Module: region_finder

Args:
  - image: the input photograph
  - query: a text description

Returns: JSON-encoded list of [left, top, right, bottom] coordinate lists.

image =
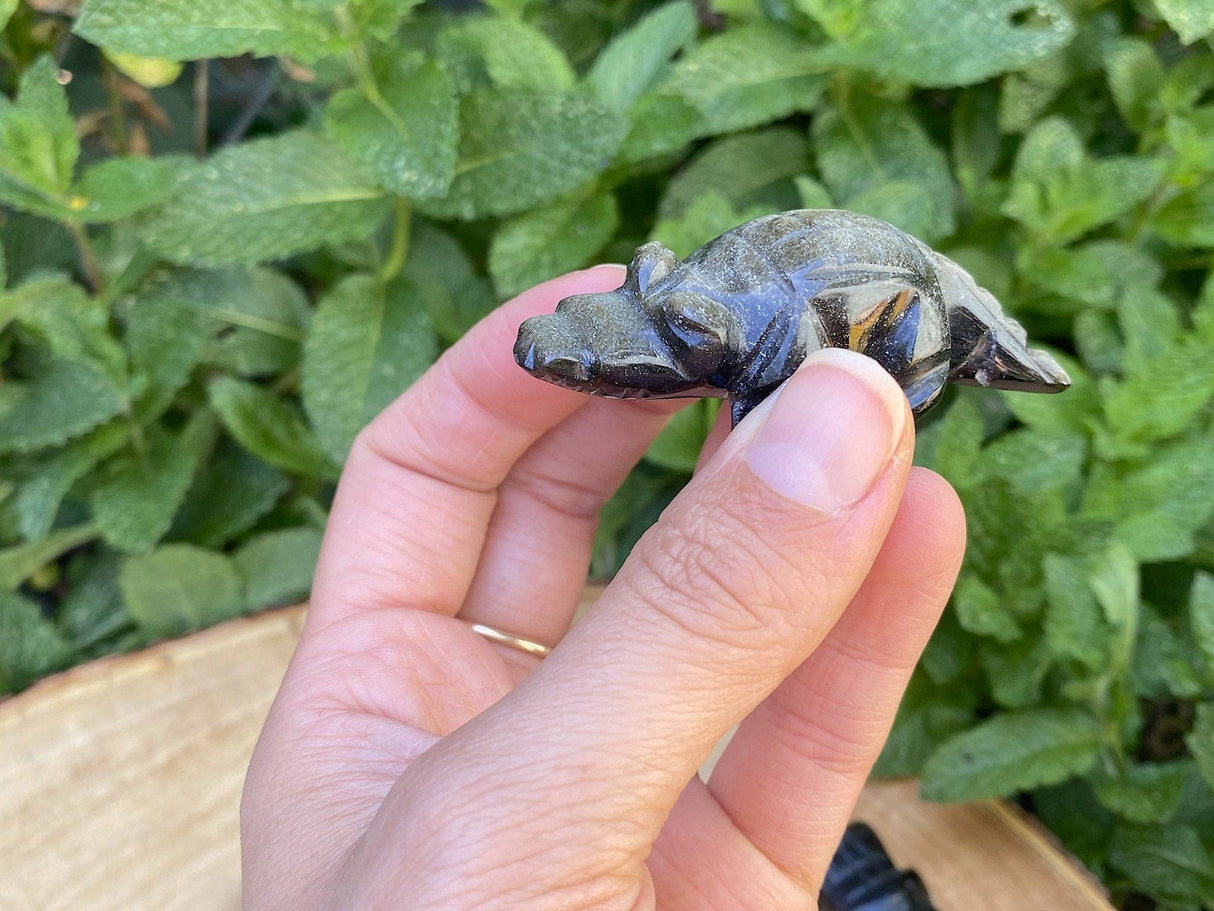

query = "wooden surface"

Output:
[[1, 594, 1113, 911]]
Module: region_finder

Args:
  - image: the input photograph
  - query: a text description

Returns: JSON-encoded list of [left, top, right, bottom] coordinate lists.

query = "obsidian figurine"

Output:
[[514, 209, 1070, 427], [820, 823, 938, 911]]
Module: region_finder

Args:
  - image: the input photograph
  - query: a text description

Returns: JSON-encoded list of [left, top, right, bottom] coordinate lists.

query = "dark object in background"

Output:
[[515, 209, 1069, 427], [820, 823, 939, 911]]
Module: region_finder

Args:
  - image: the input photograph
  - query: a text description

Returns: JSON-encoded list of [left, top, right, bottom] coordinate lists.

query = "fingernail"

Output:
[[743, 349, 907, 512]]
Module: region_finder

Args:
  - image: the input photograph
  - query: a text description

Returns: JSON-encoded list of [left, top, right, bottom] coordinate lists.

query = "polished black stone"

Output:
[[515, 209, 1070, 427]]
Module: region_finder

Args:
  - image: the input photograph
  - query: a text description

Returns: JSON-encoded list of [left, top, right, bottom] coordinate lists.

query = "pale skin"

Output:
[[241, 266, 967, 910]]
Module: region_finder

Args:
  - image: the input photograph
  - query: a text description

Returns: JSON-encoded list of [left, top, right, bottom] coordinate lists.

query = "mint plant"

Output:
[[1, 1, 1212, 906]]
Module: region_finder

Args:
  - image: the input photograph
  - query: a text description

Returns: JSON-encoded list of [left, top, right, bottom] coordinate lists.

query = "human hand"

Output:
[[241, 266, 966, 910]]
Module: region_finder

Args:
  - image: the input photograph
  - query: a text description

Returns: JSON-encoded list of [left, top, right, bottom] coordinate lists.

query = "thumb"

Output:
[[348, 348, 914, 903]]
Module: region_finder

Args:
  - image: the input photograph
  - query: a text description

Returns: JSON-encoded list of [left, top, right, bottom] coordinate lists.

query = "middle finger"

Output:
[[456, 393, 686, 653]]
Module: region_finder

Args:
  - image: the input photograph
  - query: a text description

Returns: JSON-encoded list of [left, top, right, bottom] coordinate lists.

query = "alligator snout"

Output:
[[514, 317, 595, 385]]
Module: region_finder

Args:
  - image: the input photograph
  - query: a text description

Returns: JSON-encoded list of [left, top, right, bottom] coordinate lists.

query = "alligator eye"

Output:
[[667, 308, 721, 344]]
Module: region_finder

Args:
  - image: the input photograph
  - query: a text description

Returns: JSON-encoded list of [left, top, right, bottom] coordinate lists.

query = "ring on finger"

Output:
[[462, 620, 553, 658]]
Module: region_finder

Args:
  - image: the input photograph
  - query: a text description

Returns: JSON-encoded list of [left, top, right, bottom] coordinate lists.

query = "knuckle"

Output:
[[623, 489, 817, 650]]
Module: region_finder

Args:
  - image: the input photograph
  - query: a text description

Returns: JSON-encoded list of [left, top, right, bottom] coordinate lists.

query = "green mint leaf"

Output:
[[325, 60, 458, 199], [791, 0, 864, 38], [436, 15, 575, 92], [0, 590, 73, 693], [0, 57, 79, 219], [154, 268, 310, 378], [1004, 117, 1164, 243], [843, 181, 946, 247], [661, 22, 826, 136], [1105, 38, 1166, 133], [122, 289, 210, 398], [0, 353, 126, 455], [652, 192, 773, 260], [1043, 553, 1115, 670], [981, 637, 1051, 709], [119, 544, 243, 639], [1083, 432, 1214, 562], [489, 192, 619, 298], [1151, 182, 1214, 248], [301, 274, 437, 463], [0, 0, 15, 31], [74, 0, 338, 61], [1191, 573, 1214, 673], [234, 527, 323, 609], [1074, 310, 1123, 375], [1093, 762, 1189, 825], [659, 127, 808, 221], [997, 52, 1068, 135], [587, 0, 696, 111], [1109, 824, 1214, 906], [1166, 106, 1214, 184], [0, 524, 98, 591], [351, 0, 425, 42], [794, 175, 832, 209], [404, 221, 495, 347], [90, 419, 215, 553], [920, 707, 1102, 801], [953, 575, 1021, 642], [0, 211, 76, 287], [418, 88, 626, 220], [616, 91, 704, 163], [67, 157, 175, 223], [1152, 0, 1214, 44], [1104, 337, 1214, 445], [57, 549, 128, 650], [12, 422, 127, 540], [1132, 604, 1205, 700], [7, 276, 128, 386], [812, 96, 955, 242], [818, 0, 1075, 88], [209, 376, 338, 480], [1186, 703, 1214, 794], [140, 131, 391, 267], [1020, 240, 1162, 312], [168, 442, 290, 548], [978, 428, 1086, 495], [1088, 542, 1139, 633]]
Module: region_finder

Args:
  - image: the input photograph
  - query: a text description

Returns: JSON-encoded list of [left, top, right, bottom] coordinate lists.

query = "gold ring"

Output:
[[464, 621, 553, 658]]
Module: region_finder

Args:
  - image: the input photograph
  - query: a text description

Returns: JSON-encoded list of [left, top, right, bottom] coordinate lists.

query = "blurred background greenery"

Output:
[[1, 0, 1213, 906]]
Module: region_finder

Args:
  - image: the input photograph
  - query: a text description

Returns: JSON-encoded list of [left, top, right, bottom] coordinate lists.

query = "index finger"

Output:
[[308, 266, 625, 629]]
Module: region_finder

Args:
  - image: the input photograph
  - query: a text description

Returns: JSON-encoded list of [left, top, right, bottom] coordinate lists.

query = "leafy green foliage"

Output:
[[812, 0, 1076, 88], [141, 132, 391, 266], [488, 192, 619, 298], [74, 0, 338, 61], [0, 2, 1209, 904], [920, 708, 1104, 801], [119, 544, 244, 638], [418, 87, 627, 220], [301, 274, 436, 462], [325, 59, 459, 199]]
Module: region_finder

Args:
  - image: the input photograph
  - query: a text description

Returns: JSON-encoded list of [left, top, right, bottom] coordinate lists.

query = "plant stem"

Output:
[[102, 60, 128, 155], [379, 197, 412, 285], [68, 221, 105, 297], [193, 60, 209, 159], [335, 6, 381, 102]]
